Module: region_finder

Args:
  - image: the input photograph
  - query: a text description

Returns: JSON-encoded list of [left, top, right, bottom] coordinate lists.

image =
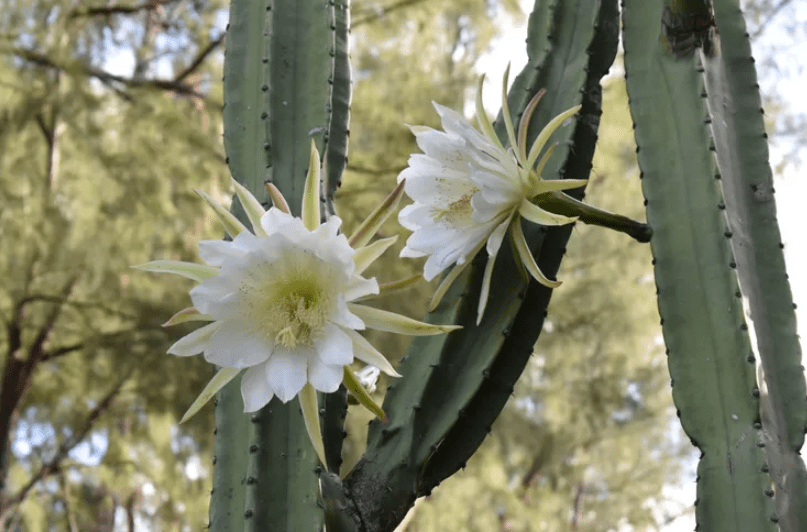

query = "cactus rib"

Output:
[[623, 0, 776, 529]]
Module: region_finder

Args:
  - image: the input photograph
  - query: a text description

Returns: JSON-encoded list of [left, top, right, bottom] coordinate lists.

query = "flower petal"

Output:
[[265, 183, 291, 214], [241, 364, 275, 412], [307, 358, 343, 393], [525, 105, 582, 170], [195, 189, 248, 238], [265, 347, 308, 402], [519, 198, 578, 226], [204, 321, 273, 368], [349, 179, 406, 248], [342, 367, 386, 422], [232, 179, 267, 236], [181, 367, 242, 423], [331, 297, 366, 330], [134, 260, 218, 282], [163, 307, 214, 327], [344, 328, 400, 377], [512, 219, 562, 288], [299, 384, 328, 466], [353, 236, 398, 275], [302, 140, 321, 232], [348, 303, 461, 336], [344, 276, 380, 302], [314, 324, 354, 366], [167, 322, 221, 357]]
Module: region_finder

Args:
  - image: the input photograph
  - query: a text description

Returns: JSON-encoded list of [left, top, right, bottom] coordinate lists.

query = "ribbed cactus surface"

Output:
[[208, 0, 807, 530]]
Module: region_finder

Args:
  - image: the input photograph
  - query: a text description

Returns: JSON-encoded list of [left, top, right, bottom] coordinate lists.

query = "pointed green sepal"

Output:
[[163, 307, 215, 327], [343, 367, 386, 423], [232, 179, 267, 236], [475, 75, 505, 153], [525, 105, 582, 170], [299, 383, 328, 467], [180, 367, 241, 423], [265, 183, 291, 214], [519, 198, 578, 226], [344, 328, 400, 377], [511, 220, 561, 288], [302, 140, 322, 231], [134, 260, 218, 282], [517, 88, 547, 162], [348, 303, 462, 336], [194, 189, 248, 238], [354, 236, 398, 275], [349, 179, 406, 248]]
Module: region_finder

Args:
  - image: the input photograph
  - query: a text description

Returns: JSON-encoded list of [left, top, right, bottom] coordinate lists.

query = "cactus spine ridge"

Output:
[[622, 0, 776, 529], [699, 0, 807, 527]]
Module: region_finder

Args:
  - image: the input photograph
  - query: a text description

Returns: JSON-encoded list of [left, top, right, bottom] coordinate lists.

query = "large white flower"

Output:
[[398, 67, 589, 323], [136, 142, 458, 466]]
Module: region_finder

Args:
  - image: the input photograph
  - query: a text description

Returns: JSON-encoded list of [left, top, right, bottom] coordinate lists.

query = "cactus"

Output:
[[204, 0, 806, 530], [623, 0, 806, 529]]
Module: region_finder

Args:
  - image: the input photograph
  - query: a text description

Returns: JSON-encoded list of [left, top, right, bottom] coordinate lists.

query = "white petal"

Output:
[[314, 324, 354, 366], [345, 328, 399, 377], [331, 297, 366, 330], [487, 213, 513, 257], [241, 364, 275, 412], [307, 359, 343, 393], [197, 231, 260, 266], [315, 215, 343, 239], [265, 348, 308, 402], [433, 103, 496, 153], [398, 203, 435, 231], [204, 321, 273, 368], [344, 276, 379, 301], [168, 322, 221, 357], [260, 207, 297, 236]]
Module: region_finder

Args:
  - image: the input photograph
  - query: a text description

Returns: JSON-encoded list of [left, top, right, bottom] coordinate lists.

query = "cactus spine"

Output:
[[208, 0, 806, 530]]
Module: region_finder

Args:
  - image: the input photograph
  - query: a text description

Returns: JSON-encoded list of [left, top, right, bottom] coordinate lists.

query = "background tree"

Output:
[[0, 0, 802, 530]]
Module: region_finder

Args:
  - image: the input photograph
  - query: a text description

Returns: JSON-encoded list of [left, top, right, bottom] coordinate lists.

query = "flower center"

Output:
[[433, 193, 475, 225], [264, 272, 331, 349]]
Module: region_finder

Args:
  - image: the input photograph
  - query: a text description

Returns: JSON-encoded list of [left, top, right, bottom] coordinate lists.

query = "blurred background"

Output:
[[0, 0, 803, 530]]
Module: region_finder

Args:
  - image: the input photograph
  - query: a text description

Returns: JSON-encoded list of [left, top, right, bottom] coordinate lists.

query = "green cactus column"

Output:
[[340, 1, 626, 530], [698, 1, 807, 529], [622, 0, 777, 529], [211, 0, 342, 530]]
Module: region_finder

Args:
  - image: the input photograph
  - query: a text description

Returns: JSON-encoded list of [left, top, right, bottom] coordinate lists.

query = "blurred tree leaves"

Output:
[[3, 0, 796, 530], [0, 0, 228, 529]]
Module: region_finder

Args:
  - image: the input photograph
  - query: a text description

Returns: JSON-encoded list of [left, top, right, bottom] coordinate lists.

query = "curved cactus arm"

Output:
[[341, 1, 608, 530], [419, 0, 621, 491], [698, 2, 807, 527], [623, 0, 776, 529]]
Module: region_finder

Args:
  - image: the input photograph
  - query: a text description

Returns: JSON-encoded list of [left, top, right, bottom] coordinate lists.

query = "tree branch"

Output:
[[67, 0, 175, 19], [3, 372, 132, 510], [174, 33, 225, 83], [352, 0, 428, 28], [3, 47, 206, 99]]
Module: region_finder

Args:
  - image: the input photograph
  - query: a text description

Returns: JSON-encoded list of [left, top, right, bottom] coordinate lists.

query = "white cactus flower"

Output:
[[398, 66, 587, 324], [136, 142, 459, 467]]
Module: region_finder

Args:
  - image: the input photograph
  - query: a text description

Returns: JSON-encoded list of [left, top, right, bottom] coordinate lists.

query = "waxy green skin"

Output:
[[210, 0, 806, 530]]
